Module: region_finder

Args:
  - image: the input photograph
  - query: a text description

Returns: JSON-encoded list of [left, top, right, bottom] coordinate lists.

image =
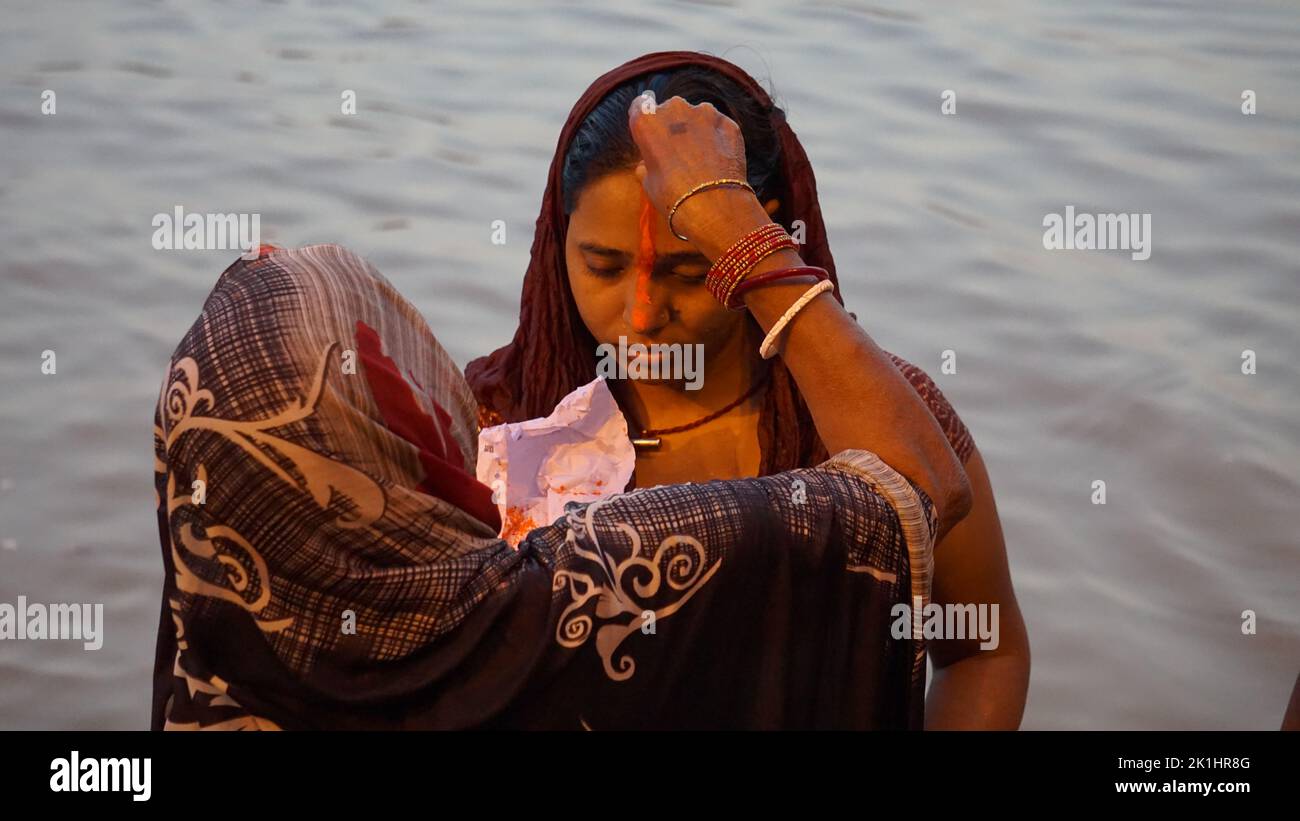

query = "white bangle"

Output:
[[758, 279, 834, 360]]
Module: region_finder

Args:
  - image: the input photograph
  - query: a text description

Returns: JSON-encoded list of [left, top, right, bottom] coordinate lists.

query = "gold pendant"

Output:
[[632, 435, 661, 451]]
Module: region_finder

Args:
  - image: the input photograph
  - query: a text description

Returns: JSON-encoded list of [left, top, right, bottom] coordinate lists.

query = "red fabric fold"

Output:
[[356, 320, 501, 532]]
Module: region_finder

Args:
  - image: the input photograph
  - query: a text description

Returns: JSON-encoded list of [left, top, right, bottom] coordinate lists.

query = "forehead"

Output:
[[568, 170, 693, 252]]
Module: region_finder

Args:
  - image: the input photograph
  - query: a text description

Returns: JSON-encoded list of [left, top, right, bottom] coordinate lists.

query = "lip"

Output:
[[619, 337, 686, 350], [628, 346, 673, 365]]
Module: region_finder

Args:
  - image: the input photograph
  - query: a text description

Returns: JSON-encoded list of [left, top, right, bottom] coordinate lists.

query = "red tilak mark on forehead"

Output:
[[631, 193, 657, 328]]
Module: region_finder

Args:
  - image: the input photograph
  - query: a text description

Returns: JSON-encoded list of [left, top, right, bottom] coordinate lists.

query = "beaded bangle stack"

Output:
[[666, 178, 840, 361], [699, 223, 835, 360], [705, 223, 798, 307]]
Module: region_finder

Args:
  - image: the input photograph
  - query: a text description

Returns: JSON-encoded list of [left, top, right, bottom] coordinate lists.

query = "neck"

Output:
[[613, 321, 766, 434]]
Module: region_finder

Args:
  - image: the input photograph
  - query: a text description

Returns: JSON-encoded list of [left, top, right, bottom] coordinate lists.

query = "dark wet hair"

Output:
[[561, 67, 785, 218]]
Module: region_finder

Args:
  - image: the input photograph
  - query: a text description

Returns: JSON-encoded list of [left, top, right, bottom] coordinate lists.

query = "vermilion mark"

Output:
[[630, 193, 657, 329]]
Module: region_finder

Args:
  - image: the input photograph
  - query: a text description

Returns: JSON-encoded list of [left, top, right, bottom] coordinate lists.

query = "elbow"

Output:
[[935, 460, 973, 541]]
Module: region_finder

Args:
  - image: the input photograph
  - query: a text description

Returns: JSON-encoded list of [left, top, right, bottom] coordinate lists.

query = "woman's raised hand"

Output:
[[626, 91, 769, 257], [626, 92, 972, 535]]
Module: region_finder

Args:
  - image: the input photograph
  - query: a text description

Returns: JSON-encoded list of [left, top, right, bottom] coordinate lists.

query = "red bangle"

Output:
[[727, 266, 829, 310], [706, 223, 794, 305]]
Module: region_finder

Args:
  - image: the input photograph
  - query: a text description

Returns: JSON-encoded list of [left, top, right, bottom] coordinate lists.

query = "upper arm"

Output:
[[927, 444, 1029, 667]]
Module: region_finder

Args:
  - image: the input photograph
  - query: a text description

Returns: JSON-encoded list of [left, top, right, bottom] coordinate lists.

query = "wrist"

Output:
[[674, 188, 773, 260], [739, 249, 822, 320]]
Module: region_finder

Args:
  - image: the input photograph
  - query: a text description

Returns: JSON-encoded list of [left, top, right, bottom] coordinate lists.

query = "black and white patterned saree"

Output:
[[151, 244, 937, 730]]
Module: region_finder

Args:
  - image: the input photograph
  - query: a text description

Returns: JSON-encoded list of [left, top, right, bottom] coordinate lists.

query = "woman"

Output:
[[468, 51, 1030, 728], [153, 244, 969, 729]]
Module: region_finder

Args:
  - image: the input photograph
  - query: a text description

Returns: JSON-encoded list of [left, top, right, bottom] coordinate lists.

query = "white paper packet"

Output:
[[476, 377, 636, 547]]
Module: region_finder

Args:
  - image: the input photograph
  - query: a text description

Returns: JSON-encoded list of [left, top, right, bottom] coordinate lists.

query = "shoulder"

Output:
[[883, 351, 975, 465]]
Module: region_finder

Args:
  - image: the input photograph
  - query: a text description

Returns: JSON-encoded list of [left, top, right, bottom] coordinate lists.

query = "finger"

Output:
[[697, 101, 729, 127], [655, 95, 691, 115], [628, 89, 657, 121]]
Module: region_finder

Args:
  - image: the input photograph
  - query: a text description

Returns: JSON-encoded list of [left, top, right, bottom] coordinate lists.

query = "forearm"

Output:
[[746, 273, 970, 535], [689, 192, 972, 535]]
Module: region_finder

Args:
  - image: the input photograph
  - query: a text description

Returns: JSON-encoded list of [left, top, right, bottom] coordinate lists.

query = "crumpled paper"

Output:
[[476, 377, 636, 547]]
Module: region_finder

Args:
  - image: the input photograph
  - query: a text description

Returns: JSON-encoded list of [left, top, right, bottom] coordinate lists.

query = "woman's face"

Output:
[[564, 168, 778, 384]]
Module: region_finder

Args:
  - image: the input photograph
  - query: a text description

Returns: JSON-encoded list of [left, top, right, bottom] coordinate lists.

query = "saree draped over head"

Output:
[[152, 244, 941, 729], [465, 50, 975, 472]]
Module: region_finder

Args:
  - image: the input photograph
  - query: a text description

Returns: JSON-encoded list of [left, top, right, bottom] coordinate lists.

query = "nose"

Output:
[[625, 192, 669, 334], [624, 268, 670, 334]]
